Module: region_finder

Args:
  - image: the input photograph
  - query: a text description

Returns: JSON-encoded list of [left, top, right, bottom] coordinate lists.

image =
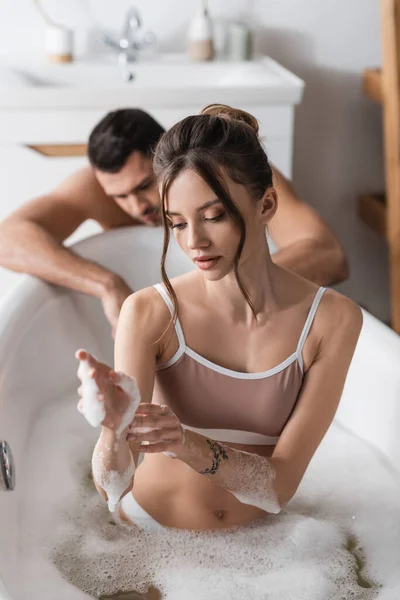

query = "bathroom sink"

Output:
[[0, 54, 304, 109], [10, 59, 291, 89]]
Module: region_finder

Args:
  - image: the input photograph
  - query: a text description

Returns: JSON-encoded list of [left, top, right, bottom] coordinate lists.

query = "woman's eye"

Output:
[[171, 222, 186, 230], [205, 213, 225, 223]]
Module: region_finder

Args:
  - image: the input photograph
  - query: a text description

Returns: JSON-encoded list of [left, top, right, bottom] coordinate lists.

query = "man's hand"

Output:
[[101, 276, 133, 337]]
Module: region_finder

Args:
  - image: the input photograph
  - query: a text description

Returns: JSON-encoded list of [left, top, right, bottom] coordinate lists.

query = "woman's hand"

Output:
[[127, 403, 185, 454], [75, 349, 140, 434]]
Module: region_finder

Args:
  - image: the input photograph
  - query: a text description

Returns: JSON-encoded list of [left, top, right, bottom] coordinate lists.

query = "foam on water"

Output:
[[15, 395, 400, 600]]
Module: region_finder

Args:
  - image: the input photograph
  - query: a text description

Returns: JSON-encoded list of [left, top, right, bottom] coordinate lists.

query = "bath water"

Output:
[[15, 395, 400, 599]]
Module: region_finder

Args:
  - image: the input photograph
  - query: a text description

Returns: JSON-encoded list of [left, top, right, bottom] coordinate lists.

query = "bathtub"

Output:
[[0, 226, 399, 599]]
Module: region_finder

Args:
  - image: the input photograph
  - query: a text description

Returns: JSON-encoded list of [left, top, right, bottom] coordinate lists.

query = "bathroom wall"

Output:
[[0, 0, 387, 321]]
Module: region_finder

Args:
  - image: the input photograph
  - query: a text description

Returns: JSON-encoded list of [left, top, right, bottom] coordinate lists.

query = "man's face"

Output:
[[94, 151, 161, 226]]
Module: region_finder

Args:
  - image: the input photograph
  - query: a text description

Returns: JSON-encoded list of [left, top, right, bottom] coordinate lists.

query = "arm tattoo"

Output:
[[182, 429, 281, 514], [199, 440, 229, 475]]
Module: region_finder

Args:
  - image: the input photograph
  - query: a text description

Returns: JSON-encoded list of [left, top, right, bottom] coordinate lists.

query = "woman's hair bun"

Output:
[[201, 104, 259, 136]]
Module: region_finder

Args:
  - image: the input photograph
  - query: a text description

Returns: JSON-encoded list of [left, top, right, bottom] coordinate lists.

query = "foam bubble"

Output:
[[76, 358, 141, 438], [91, 446, 135, 513], [15, 395, 400, 600], [77, 359, 105, 428]]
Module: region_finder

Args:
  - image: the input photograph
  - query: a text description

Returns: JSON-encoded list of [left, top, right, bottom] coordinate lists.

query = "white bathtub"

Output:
[[0, 227, 399, 599]]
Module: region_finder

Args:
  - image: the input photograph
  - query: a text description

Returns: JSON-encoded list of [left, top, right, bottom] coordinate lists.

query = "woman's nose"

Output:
[[187, 224, 210, 250]]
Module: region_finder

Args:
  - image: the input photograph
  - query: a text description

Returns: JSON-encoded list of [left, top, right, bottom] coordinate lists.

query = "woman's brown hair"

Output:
[[153, 104, 273, 330]]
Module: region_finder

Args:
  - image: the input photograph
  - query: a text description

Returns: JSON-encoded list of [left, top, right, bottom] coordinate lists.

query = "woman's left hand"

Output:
[[127, 403, 185, 454]]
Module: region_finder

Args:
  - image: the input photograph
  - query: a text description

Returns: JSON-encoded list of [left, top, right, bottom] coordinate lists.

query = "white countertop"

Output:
[[0, 54, 304, 109]]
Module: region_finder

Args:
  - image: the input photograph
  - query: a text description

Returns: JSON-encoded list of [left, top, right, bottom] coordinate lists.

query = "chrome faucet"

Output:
[[0, 441, 15, 491], [102, 7, 156, 64]]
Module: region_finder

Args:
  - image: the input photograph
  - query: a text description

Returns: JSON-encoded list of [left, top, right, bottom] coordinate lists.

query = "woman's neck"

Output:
[[203, 243, 279, 325]]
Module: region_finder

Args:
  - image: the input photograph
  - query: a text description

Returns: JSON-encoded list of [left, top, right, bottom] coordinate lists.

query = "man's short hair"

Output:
[[87, 108, 165, 173]]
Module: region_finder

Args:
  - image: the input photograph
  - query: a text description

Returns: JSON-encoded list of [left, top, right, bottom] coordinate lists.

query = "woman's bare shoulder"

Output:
[[315, 288, 363, 344], [300, 289, 362, 373], [118, 286, 172, 339]]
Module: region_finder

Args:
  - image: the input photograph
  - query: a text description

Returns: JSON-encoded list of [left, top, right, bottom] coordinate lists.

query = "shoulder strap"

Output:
[[153, 283, 186, 348], [296, 287, 326, 372]]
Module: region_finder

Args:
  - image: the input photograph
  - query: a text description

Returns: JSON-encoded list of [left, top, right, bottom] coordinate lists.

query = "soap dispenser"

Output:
[[188, 0, 214, 62]]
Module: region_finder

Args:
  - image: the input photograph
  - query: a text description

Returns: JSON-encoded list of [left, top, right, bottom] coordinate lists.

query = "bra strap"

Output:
[[153, 283, 186, 349], [296, 287, 326, 372]]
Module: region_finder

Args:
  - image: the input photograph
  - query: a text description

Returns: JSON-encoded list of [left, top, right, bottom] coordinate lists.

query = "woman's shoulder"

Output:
[[300, 287, 362, 373], [119, 272, 198, 328], [320, 288, 362, 324], [316, 288, 363, 344], [118, 285, 172, 338], [282, 269, 362, 338]]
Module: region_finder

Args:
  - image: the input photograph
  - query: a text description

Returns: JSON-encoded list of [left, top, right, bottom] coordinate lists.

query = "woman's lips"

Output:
[[194, 256, 221, 270]]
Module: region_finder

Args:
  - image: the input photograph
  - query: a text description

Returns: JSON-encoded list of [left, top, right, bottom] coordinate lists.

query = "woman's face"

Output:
[[164, 168, 275, 281]]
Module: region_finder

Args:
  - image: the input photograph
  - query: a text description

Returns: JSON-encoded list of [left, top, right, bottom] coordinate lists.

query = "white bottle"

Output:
[[45, 24, 74, 63], [188, 0, 214, 62]]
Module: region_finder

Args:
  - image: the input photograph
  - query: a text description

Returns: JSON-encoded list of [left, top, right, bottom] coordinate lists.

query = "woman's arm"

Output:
[[132, 293, 363, 513], [77, 288, 167, 509], [131, 412, 279, 512], [115, 287, 172, 467], [268, 295, 363, 506]]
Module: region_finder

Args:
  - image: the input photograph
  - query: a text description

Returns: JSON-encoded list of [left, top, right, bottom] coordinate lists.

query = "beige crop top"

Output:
[[152, 283, 326, 446]]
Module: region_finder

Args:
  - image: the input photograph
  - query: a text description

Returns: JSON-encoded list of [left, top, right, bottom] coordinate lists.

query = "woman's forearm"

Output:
[[176, 430, 281, 514], [92, 427, 135, 512]]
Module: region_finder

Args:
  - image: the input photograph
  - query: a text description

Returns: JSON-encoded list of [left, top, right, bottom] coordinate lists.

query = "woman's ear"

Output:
[[259, 188, 278, 225]]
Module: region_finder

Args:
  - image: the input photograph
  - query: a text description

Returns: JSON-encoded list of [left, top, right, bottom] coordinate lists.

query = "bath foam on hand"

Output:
[[77, 359, 105, 428], [77, 358, 141, 437], [77, 355, 142, 513]]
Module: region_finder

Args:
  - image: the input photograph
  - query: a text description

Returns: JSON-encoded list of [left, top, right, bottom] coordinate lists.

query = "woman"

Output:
[[76, 104, 362, 531]]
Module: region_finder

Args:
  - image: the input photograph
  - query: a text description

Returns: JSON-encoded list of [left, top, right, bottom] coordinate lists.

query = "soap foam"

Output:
[[91, 446, 135, 513], [77, 359, 105, 428], [77, 358, 141, 514], [16, 395, 400, 600], [76, 358, 141, 438]]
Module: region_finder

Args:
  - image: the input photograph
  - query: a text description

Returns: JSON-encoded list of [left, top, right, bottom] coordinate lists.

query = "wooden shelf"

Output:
[[27, 144, 87, 157], [359, 2, 400, 333], [358, 192, 387, 238], [362, 68, 383, 103]]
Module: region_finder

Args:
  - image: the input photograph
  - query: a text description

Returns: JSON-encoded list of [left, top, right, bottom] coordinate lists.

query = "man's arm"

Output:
[[269, 167, 349, 286], [0, 166, 134, 333]]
